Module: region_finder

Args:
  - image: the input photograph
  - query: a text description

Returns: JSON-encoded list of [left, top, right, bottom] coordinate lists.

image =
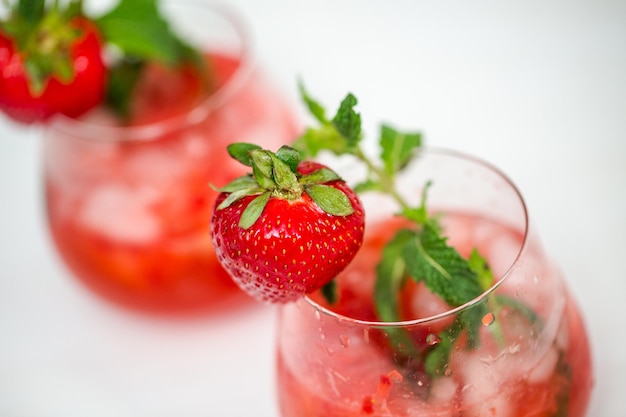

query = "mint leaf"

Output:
[[95, 0, 186, 65], [468, 248, 495, 291], [95, 0, 208, 118], [298, 81, 329, 125], [294, 125, 347, 158], [380, 124, 422, 176], [321, 279, 338, 305], [405, 222, 484, 307], [374, 229, 413, 323], [16, 0, 45, 23], [332, 93, 361, 149], [103, 59, 143, 118]]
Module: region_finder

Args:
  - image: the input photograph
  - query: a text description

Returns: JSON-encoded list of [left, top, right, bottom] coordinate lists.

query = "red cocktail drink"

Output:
[[276, 149, 593, 416], [43, 2, 298, 314]]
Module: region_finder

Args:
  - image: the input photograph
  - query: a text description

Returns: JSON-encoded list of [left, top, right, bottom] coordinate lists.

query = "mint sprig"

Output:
[[95, 0, 208, 119], [294, 84, 497, 380]]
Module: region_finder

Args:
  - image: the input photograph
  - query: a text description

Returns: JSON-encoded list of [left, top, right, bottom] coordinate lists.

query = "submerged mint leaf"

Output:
[[104, 59, 144, 119], [374, 229, 413, 323], [321, 279, 338, 305], [468, 248, 495, 291]]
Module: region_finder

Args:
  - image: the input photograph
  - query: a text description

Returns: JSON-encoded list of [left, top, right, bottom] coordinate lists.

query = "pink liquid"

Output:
[[276, 214, 593, 416], [44, 53, 299, 314]]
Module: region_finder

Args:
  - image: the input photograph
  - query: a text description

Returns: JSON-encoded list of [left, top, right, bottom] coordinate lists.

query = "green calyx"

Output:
[[1, 0, 85, 96], [1, 0, 209, 118], [215, 143, 355, 230]]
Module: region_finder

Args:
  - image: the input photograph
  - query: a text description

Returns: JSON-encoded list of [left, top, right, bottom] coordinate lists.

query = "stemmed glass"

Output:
[[42, 0, 299, 315], [276, 149, 593, 416]]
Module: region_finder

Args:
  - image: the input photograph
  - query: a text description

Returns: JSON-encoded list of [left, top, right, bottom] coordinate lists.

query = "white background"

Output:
[[1, 0, 625, 416]]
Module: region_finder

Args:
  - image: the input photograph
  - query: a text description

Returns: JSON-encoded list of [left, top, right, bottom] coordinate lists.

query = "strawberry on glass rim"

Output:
[[211, 143, 365, 303], [210, 84, 593, 416], [0, 0, 106, 123]]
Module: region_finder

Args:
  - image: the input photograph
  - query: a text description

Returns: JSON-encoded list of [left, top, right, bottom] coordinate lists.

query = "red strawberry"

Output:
[[0, 10, 106, 124], [211, 143, 365, 303]]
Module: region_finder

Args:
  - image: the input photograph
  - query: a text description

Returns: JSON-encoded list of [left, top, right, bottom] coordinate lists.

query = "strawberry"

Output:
[[210, 143, 365, 303], [0, 2, 106, 123]]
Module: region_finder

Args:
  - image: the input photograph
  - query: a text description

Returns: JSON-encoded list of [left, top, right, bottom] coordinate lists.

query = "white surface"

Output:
[[1, 1, 625, 416]]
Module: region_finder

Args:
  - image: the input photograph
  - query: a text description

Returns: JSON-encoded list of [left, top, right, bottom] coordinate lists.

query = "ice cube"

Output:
[[429, 376, 459, 404], [455, 351, 514, 417], [79, 184, 161, 244], [527, 346, 559, 384]]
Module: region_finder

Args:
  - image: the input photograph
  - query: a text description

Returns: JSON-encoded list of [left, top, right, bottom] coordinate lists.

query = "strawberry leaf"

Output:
[[227, 143, 263, 167], [250, 150, 277, 190], [275, 145, 301, 173], [270, 153, 302, 197], [216, 182, 264, 210], [239, 191, 271, 229], [305, 184, 355, 216], [215, 175, 258, 193], [299, 168, 341, 186]]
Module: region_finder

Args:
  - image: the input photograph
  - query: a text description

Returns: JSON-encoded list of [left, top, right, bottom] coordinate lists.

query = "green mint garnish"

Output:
[[95, 0, 191, 67], [293, 83, 510, 381], [95, 0, 208, 119]]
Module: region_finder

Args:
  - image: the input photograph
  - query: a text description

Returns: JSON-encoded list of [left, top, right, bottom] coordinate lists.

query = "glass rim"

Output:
[[46, 0, 256, 142], [302, 147, 530, 328]]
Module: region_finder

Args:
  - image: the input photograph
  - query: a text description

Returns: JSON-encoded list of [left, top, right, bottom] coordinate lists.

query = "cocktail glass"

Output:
[[42, 0, 299, 315], [276, 149, 593, 416]]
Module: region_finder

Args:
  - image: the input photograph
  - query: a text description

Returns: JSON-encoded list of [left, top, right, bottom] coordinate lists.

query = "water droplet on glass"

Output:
[[426, 333, 442, 346], [339, 334, 350, 348], [314, 309, 321, 321], [482, 312, 496, 326]]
